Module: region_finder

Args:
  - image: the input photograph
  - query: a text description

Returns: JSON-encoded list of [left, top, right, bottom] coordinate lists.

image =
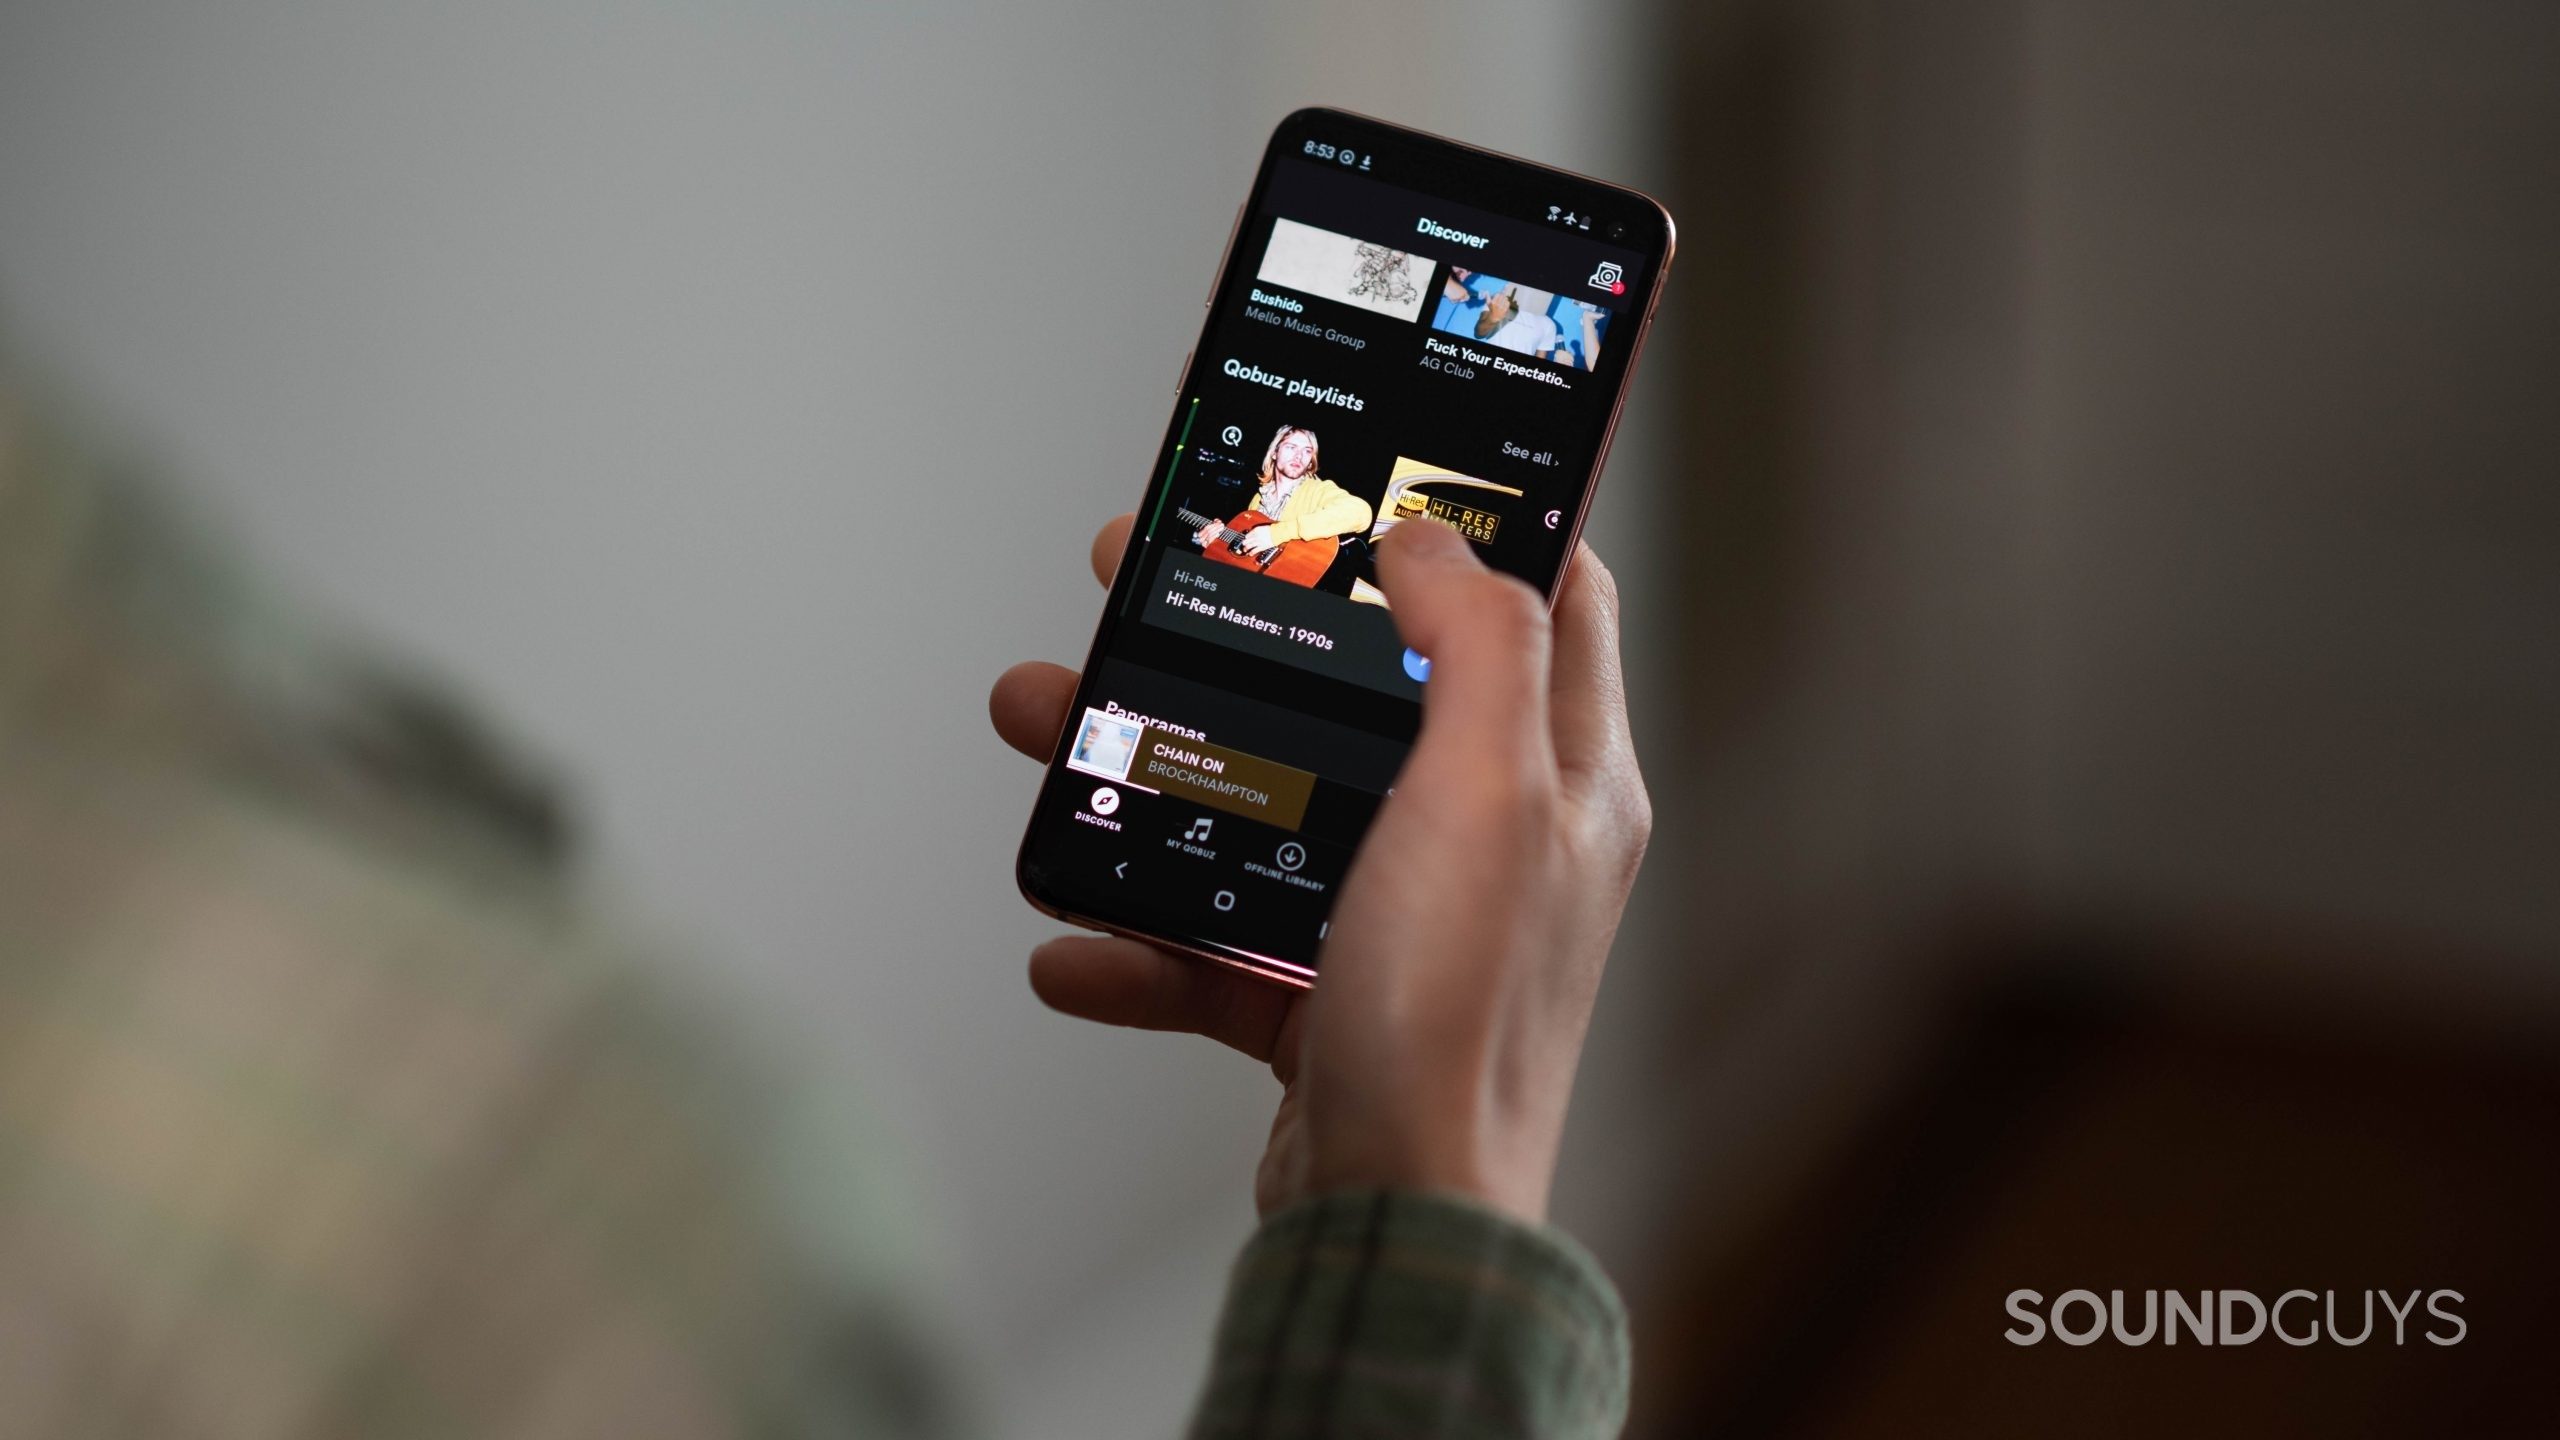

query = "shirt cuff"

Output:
[[1187, 1190, 1631, 1440]]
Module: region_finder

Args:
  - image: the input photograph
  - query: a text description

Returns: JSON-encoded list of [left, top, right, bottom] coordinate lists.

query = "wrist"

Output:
[[1301, 1115, 1557, 1226]]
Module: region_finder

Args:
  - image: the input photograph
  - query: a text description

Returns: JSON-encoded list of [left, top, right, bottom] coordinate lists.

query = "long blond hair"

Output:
[[1257, 425, 1321, 488]]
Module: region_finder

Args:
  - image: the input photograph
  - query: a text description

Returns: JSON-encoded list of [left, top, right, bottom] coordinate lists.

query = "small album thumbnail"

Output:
[[1349, 457, 1527, 608], [1432, 268, 1612, 372], [1064, 707, 1143, 781], [1256, 218, 1431, 322]]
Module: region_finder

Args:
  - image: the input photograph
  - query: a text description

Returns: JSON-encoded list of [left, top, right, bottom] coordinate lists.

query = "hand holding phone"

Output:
[[990, 515, 1650, 1224]]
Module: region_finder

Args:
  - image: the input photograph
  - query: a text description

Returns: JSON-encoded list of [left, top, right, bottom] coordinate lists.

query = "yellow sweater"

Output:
[[1257, 474, 1375, 543]]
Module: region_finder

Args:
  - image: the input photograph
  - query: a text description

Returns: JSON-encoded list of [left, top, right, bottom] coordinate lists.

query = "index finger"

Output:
[[1548, 543, 1637, 791]]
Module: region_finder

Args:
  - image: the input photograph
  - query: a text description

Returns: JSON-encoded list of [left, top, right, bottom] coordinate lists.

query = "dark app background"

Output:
[[1021, 120, 1668, 980]]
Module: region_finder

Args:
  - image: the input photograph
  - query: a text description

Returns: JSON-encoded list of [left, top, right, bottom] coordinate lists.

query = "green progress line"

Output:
[[1121, 397, 1198, 617], [1144, 397, 1199, 542], [1127, 398, 1200, 619]]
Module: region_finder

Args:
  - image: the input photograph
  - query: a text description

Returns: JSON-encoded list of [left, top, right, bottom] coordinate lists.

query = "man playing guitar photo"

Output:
[[1185, 424, 1374, 588]]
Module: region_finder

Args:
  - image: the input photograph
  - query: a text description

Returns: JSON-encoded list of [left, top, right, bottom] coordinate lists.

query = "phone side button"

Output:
[[1174, 349, 1191, 401], [1207, 201, 1242, 309]]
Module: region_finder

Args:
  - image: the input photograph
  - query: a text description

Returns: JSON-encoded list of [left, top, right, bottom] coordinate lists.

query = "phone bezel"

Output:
[[1014, 106, 1676, 989]]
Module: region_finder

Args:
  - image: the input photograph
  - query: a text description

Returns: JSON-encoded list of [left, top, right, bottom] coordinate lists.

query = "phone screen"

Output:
[[1017, 109, 1675, 985]]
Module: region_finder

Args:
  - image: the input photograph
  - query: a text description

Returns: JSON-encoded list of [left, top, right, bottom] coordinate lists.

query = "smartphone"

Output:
[[1016, 108, 1675, 988]]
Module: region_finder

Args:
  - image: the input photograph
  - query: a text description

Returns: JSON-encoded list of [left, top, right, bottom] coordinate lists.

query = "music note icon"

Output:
[[1184, 817, 1215, 843]]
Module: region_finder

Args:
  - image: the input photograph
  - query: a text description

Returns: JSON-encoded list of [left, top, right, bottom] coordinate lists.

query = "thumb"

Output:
[[1375, 520, 1553, 768]]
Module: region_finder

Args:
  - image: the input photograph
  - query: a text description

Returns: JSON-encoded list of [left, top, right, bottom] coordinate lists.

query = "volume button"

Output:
[[1207, 202, 1242, 309], [1174, 349, 1191, 401]]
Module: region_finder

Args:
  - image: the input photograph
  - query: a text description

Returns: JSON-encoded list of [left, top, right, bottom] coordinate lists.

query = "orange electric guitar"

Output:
[[1171, 503, 1340, 586]]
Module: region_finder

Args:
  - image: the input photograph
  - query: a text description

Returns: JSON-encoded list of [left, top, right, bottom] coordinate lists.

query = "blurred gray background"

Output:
[[0, 3, 1664, 1434], [6, 2, 2555, 1436]]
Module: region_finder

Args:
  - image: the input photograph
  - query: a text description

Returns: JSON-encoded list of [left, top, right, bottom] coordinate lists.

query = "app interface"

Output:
[[1023, 141, 1661, 980]]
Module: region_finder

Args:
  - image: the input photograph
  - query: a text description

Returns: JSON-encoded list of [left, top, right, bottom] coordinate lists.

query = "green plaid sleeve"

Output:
[[1188, 1190, 1631, 1440]]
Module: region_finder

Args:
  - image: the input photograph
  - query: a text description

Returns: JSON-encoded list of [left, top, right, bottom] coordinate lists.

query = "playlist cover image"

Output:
[[1431, 268, 1612, 372], [1256, 218, 1431, 322], [1165, 422, 1380, 593], [1348, 457, 1526, 608]]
